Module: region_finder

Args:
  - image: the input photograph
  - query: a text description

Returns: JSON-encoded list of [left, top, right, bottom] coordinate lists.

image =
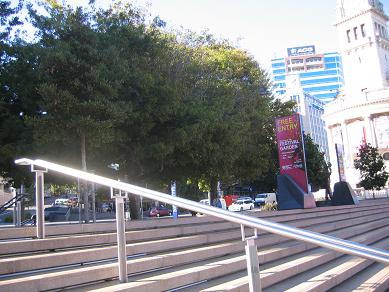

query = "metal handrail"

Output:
[[0, 192, 28, 215], [15, 158, 389, 264]]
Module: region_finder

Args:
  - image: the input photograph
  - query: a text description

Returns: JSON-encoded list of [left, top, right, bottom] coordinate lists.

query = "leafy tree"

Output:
[[354, 143, 388, 193], [303, 134, 331, 192], [176, 43, 275, 204], [0, 0, 23, 50], [0, 1, 299, 219], [235, 94, 296, 194], [27, 3, 126, 171], [0, 0, 37, 186]]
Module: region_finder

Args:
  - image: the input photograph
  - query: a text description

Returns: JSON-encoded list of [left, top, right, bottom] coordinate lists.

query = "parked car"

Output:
[[66, 196, 78, 207], [101, 203, 112, 212], [54, 198, 69, 205], [199, 199, 210, 205], [254, 194, 267, 206], [238, 196, 255, 204], [255, 193, 276, 206], [147, 206, 172, 217], [44, 206, 70, 221], [228, 199, 254, 212]]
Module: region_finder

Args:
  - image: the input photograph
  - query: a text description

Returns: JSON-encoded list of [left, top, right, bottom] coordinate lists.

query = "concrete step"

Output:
[[0, 200, 387, 291], [2, 216, 380, 292], [333, 262, 389, 292], [44, 213, 389, 291], [1, 200, 387, 256], [1, 199, 387, 241], [82, 223, 389, 291], [1, 204, 387, 275], [282, 238, 389, 292], [196, 226, 389, 292], [185, 217, 389, 291]]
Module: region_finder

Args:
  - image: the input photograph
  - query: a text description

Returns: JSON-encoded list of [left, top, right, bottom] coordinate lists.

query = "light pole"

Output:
[[108, 163, 120, 173]]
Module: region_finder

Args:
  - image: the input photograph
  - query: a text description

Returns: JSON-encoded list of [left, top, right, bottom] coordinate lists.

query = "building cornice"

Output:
[[323, 90, 389, 118], [334, 8, 389, 26]]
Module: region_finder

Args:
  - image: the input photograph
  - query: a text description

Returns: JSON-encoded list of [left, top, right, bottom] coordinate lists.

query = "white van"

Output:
[[265, 193, 276, 204], [199, 199, 210, 205], [54, 198, 69, 205], [255, 193, 276, 206]]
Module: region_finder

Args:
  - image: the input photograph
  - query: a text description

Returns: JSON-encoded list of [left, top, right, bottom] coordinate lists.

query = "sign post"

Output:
[[275, 113, 309, 193], [171, 181, 178, 219], [335, 144, 346, 182]]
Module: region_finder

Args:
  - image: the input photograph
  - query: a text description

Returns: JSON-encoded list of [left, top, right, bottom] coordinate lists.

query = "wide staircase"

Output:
[[0, 199, 388, 291]]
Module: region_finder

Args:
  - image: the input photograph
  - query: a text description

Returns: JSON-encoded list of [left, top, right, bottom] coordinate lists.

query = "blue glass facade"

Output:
[[271, 51, 344, 103]]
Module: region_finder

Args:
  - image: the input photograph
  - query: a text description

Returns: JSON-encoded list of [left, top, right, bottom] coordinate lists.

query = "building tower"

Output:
[[323, 0, 389, 188], [279, 74, 330, 160], [271, 46, 344, 104], [335, 0, 389, 98]]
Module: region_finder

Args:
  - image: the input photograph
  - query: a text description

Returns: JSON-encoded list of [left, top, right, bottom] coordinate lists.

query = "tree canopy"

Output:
[[303, 134, 331, 192], [0, 1, 295, 207], [354, 143, 388, 191]]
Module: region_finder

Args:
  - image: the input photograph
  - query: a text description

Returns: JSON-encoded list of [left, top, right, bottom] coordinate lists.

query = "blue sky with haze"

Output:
[[19, 0, 389, 68], [136, 0, 342, 67]]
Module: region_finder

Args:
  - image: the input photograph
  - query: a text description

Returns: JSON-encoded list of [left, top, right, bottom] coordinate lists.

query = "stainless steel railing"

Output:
[[15, 158, 389, 291], [15, 158, 389, 264]]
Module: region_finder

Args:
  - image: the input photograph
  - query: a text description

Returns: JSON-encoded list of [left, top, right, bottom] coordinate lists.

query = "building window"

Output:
[[347, 30, 351, 43], [306, 57, 322, 63], [306, 65, 323, 70], [291, 59, 303, 64], [361, 24, 366, 37], [353, 27, 358, 40]]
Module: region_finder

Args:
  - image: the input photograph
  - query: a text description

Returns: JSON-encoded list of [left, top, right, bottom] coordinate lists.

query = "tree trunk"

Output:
[[80, 131, 89, 222], [123, 175, 141, 220], [80, 131, 87, 171], [209, 177, 218, 206], [128, 194, 141, 220]]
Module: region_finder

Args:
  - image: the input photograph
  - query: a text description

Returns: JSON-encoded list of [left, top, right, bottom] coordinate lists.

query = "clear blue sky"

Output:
[[31, 0, 389, 68], [135, 0, 341, 67]]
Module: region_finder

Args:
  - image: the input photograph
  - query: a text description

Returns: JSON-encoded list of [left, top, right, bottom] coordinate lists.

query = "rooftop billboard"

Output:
[[287, 45, 315, 57]]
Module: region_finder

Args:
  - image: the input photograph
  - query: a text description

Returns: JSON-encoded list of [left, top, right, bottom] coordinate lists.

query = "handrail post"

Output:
[[241, 225, 261, 292], [16, 201, 22, 227], [112, 188, 128, 283], [32, 167, 47, 239], [11, 188, 21, 227], [91, 180, 96, 223]]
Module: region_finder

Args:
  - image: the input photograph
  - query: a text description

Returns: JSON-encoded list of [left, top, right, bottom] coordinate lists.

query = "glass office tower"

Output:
[[271, 45, 344, 104]]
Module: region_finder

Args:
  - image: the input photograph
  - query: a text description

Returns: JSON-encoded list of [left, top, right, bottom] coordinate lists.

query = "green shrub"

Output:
[[3, 215, 13, 223], [2, 212, 32, 223], [261, 202, 278, 211]]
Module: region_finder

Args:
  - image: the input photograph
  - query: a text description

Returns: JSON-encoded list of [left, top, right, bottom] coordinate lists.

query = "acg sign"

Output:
[[287, 45, 315, 56]]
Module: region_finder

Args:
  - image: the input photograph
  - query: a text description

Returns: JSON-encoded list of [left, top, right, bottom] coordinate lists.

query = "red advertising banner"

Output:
[[275, 114, 309, 193]]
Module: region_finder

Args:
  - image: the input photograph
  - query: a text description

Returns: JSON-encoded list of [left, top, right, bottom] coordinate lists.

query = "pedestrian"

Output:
[[31, 214, 36, 226]]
